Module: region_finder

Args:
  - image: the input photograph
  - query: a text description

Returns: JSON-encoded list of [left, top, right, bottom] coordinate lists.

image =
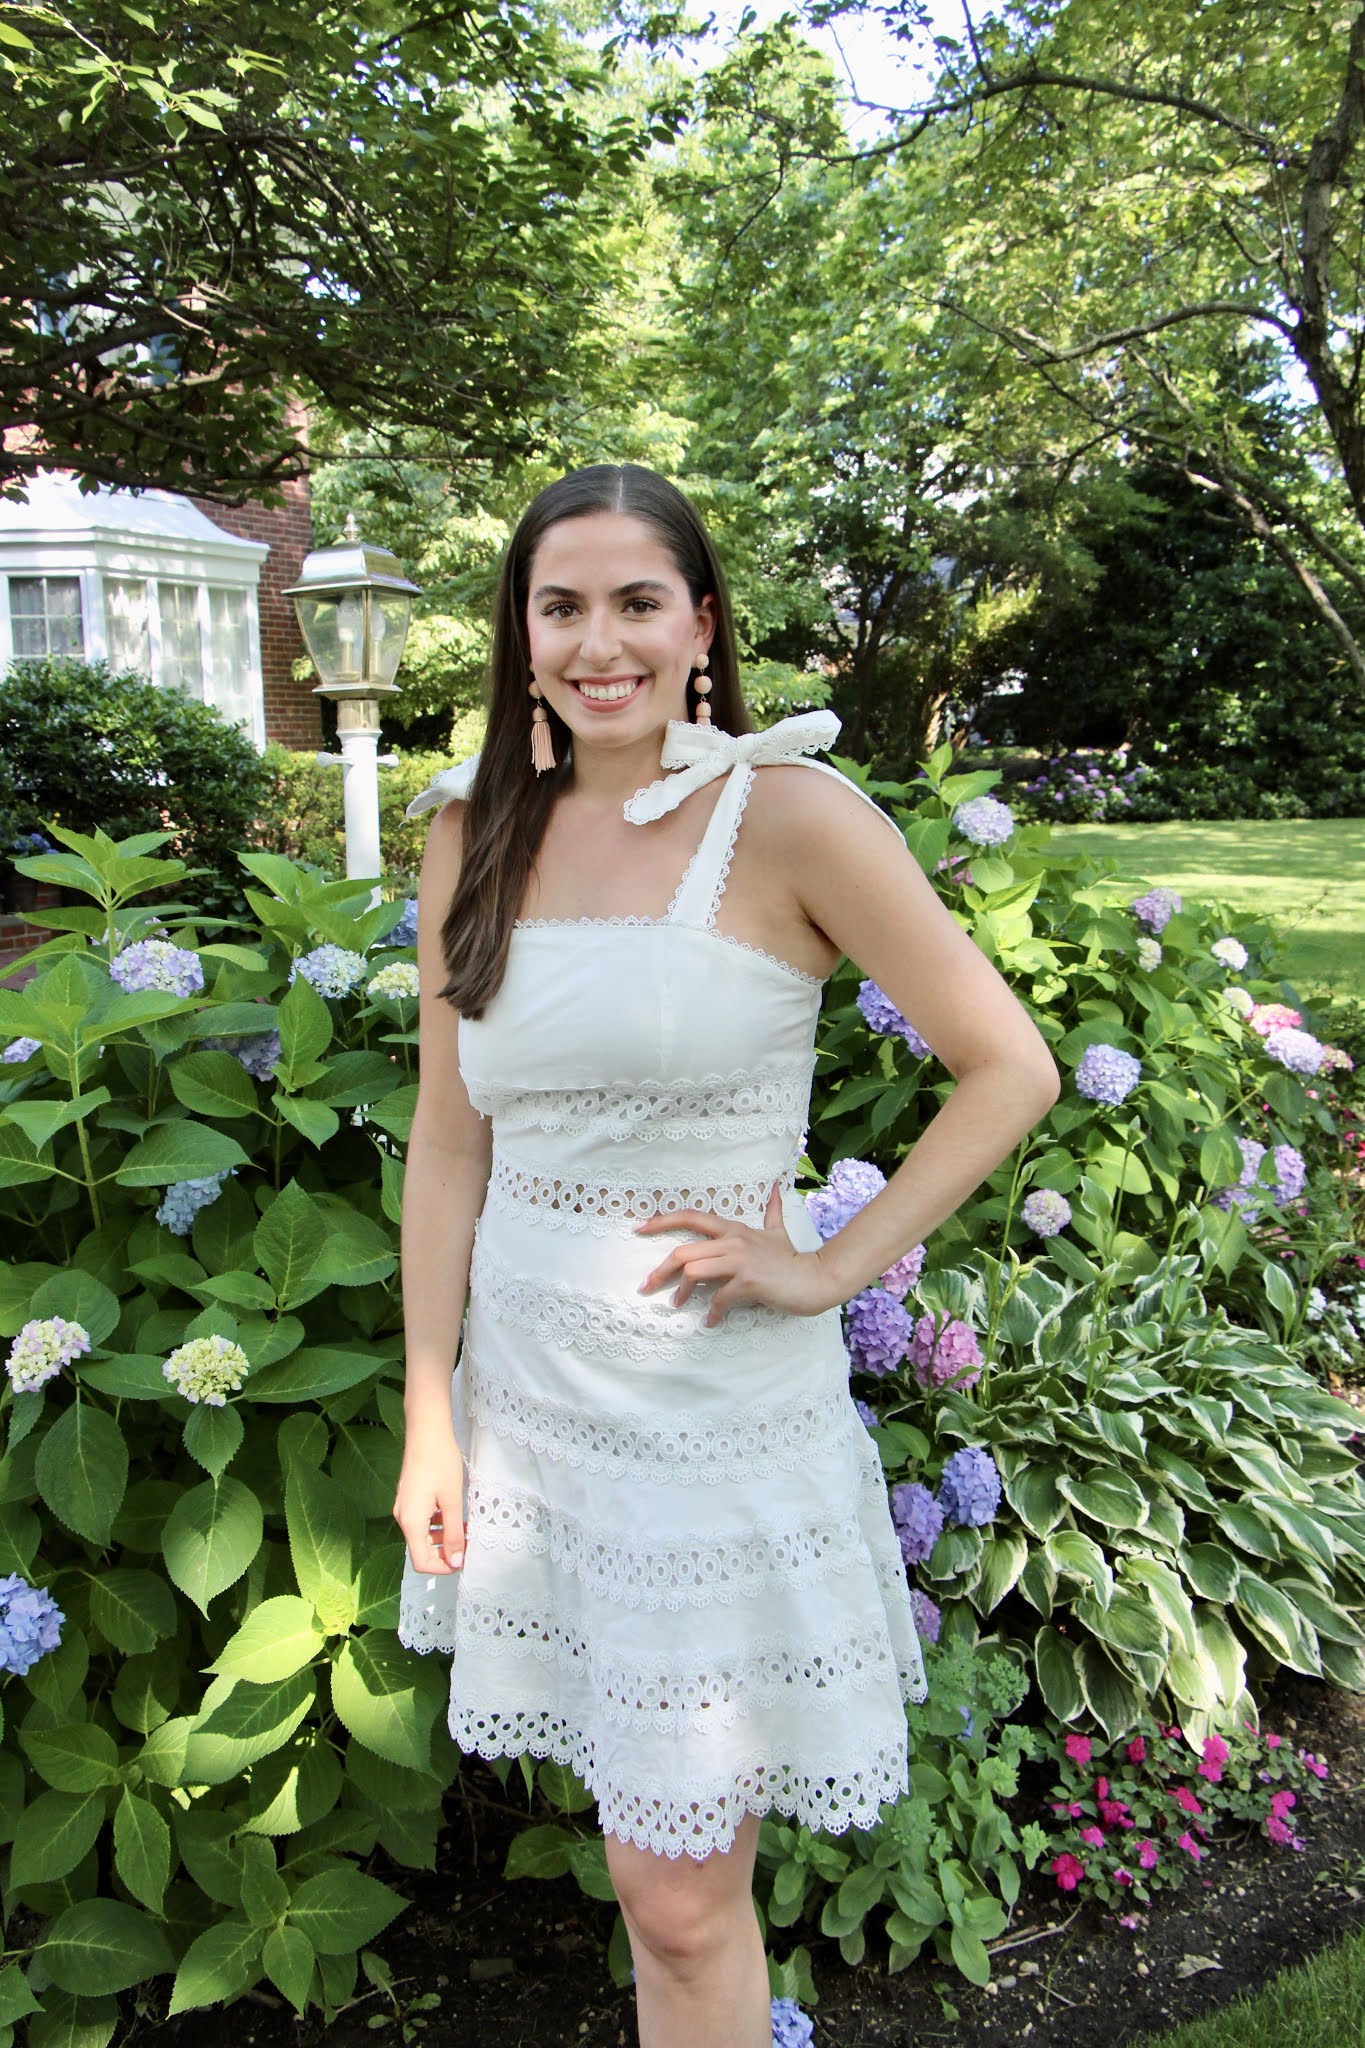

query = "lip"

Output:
[[568, 675, 647, 710]]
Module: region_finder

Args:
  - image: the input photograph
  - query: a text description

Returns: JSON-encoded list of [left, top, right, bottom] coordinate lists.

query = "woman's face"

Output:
[[524, 511, 715, 753]]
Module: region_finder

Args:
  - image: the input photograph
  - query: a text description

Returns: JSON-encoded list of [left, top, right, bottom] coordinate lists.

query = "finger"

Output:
[[421, 1504, 467, 1573], [633, 1210, 725, 1239], [638, 1235, 731, 1294], [704, 1278, 752, 1328], [764, 1181, 784, 1227]]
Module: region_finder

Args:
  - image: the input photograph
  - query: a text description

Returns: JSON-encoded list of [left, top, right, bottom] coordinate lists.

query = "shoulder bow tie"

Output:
[[622, 710, 842, 824], [404, 754, 481, 819]]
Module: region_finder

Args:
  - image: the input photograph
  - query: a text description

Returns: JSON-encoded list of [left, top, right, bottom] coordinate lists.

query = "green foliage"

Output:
[[0, 659, 271, 923]]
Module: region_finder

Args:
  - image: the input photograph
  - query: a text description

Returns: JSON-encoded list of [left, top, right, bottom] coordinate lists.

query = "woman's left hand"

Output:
[[634, 1183, 837, 1326]]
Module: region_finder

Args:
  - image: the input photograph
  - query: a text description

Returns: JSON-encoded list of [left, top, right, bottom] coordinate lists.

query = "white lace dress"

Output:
[[397, 734, 928, 1861]]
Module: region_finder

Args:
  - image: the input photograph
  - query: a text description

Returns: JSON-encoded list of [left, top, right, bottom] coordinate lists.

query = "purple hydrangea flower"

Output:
[[1212, 1136, 1267, 1215], [938, 1445, 1003, 1527], [1075, 1043, 1142, 1105], [6, 1316, 92, 1393], [907, 1585, 942, 1644], [110, 939, 204, 997], [1271, 1144, 1307, 1202], [1021, 1188, 1072, 1237], [2, 1036, 41, 1064], [202, 1030, 281, 1082], [770, 1997, 815, 2048], [908, 1311, 983, 1391], [879, 1242, 927, 1299], [0, 1573, 65, 1676], [953, 795, 1015, 847], [845, 1287, 916, 1376], [290, 944, 368, 998], [853, 1397, 879, 1428], [855, 979, 933, 1057], [805, 1157, 887, 1239], [1130, 887, 1182, 934], [890, 1481, 945, 1565], [1264, 1026, 1324, 1077]]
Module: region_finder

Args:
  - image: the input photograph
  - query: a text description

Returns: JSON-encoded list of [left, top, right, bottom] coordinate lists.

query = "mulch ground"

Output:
[[141, 1661, 1365, 2048]]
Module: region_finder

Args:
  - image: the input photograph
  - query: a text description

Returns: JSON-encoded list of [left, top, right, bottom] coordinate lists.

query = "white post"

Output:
[[337, 698, 383, 908]]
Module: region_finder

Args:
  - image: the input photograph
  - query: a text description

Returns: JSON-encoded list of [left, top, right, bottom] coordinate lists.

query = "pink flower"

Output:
[[1248, 1002, 1301, 1037], [1100, 1798, 1132, 1828], [1068, 1801, 1083, 1817], [1137, 1840, 1159, 1870], [1079, 1825, 1105, 1848], [1266, 1814, 1293, 1845], [1051, 1852, 1086, 1891], [1301, 1753, 1329, 1779], [1163, 1724, 1183, 1741], [1126, 1735, 1146, 1764], [1114, 1869, 1133, 1888], [1270, 1789, 1296, 1818], [1176, 1831, 1203, 1860], [1172, 1785, 1203, 1816], [1265, 1732, 1283, 1749], [1065, 1734, 1093, 1766], [1197, 1734, 1228, 1782], [1095, 1775, 1109, 1799]]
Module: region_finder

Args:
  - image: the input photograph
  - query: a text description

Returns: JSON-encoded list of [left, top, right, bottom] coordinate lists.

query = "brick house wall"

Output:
[[194, 473, 322, 751]]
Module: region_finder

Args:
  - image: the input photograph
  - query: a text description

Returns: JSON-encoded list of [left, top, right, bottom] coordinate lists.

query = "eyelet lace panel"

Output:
[[443, 1591, 922, 1733], [463, 1064, 812, 1141], [454, 1460, 895, 1612], [443, 1712, 913, 1859], [485, 1155, 796, 1232], [468, 1242, 822, 1367], [462, 1340, 855, 1473]]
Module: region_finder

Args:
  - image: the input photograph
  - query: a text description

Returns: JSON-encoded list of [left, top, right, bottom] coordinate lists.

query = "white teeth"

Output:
[[577, 679, 640, 701]]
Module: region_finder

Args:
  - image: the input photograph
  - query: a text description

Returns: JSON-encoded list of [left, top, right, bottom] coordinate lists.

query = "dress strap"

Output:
[[667, 761, 754, 930]]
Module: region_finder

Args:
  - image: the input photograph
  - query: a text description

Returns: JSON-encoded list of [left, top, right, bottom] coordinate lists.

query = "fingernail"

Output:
[[451, 1552, 464, 1569]]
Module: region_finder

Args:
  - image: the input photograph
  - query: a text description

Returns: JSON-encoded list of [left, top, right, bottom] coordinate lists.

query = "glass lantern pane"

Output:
[[295, 593, 364, 688], [368, 592, 411, 689]]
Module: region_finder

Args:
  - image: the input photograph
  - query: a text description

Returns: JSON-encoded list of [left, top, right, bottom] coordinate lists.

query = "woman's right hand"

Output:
[[393, 1432, 468, 1575]]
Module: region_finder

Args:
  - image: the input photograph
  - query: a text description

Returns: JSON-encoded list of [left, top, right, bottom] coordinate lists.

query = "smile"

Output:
[[571, 677, 646, 705]]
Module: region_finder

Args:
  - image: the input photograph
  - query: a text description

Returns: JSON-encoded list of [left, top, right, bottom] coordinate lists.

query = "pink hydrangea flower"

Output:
[[1248, 1002, 1301, 1037], [1065, 1733, 1092, 1766], [1126, 1735, 1146, 1764], [1051, 1852, 1086, 1891], [1197, 1733, 1229, 1782], [1176, 1831, 1203, 1860], [1137, 1840, 1159, 1870]]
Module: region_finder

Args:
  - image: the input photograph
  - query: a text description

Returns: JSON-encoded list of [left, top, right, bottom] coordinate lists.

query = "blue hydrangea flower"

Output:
[[805, 1157, 886, 1240], [938, 1446, 1003, 1527], [6, 1316, 92, 1393], [1021, 1188, 1072, 1237], [845, 1287, 915, 1376], [1211, 936, 1248, 971], [289, 945, 368, 998], [386, 898, 419, 948], [1130, 887, 1182, 933], [0, 1573, 65, 1676], [156, 1169, 236, 1237], [908, 1585, 941, 1644], [110, 939, 204, 997], [855, 980, 933, 1058], [890, 1481, 945, 1565], [1135, 935, 1162, 973], [770, 1996, 814, 2047], [952, 795, 1014, 847], [1075, 1043, 1142, 1105], [2, 1036, 41, 1064], [1264, 1026, 1324, 1076], [202, 1030, 281, 1082]]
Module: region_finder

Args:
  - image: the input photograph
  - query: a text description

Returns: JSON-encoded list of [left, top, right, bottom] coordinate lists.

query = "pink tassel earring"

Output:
[[692, 652, 712, 726], [529, 676, 556, 773]]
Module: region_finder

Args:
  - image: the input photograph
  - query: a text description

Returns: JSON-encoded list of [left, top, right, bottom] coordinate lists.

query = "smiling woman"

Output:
[[388, 463, 1061, 2048]]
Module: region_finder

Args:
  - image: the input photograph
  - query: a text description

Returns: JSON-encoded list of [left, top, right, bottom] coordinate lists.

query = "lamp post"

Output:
[[284, 513, 421, 903]]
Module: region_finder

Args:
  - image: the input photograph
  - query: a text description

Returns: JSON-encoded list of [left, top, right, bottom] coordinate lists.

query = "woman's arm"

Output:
[[637, 764, 1061, 1320], [393, 796, 492, 1572]]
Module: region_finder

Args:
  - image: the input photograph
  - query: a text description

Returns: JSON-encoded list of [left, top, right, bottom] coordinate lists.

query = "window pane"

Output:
[[104, 579, 151, 676], [9, 576, 84, 660], [159, 582, 203, 697], [205, 587, 253, 732]]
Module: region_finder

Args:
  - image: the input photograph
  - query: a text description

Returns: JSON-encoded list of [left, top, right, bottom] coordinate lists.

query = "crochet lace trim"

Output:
[[462, 1348, 854, 1478], [511, 916, 825, 990], [438, 1715, 915, 1860], [420, 1460, 903, 1613], [485, 1155, 796, 1232], [463, 1064, 812, 1140], [468, 1242, 823, 1368]]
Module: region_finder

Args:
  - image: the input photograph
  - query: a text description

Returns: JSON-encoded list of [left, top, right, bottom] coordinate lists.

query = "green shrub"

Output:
[[0, 660, 271, 925]]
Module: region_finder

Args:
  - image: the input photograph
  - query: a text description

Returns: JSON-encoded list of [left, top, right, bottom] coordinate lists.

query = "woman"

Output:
[[393, 463, 1060, 2047]]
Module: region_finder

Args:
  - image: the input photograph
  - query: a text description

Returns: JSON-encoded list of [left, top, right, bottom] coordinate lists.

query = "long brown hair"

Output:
[[437, 465, 749, 1018]]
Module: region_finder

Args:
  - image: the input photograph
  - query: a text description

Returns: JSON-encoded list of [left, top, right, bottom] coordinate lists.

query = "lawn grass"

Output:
[[1134, 1919, 1365, 2047], [1051, 819, 1365, 999]]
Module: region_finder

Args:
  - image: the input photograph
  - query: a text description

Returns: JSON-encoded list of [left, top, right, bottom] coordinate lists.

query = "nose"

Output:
[[576, 604, 625, 668]]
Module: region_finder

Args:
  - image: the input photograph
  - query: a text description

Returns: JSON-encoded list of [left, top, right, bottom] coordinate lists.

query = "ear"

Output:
[[695, 592, 717, 656]]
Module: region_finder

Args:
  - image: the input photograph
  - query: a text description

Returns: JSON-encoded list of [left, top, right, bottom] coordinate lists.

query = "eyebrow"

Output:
[[531, 579, 674, 601]]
